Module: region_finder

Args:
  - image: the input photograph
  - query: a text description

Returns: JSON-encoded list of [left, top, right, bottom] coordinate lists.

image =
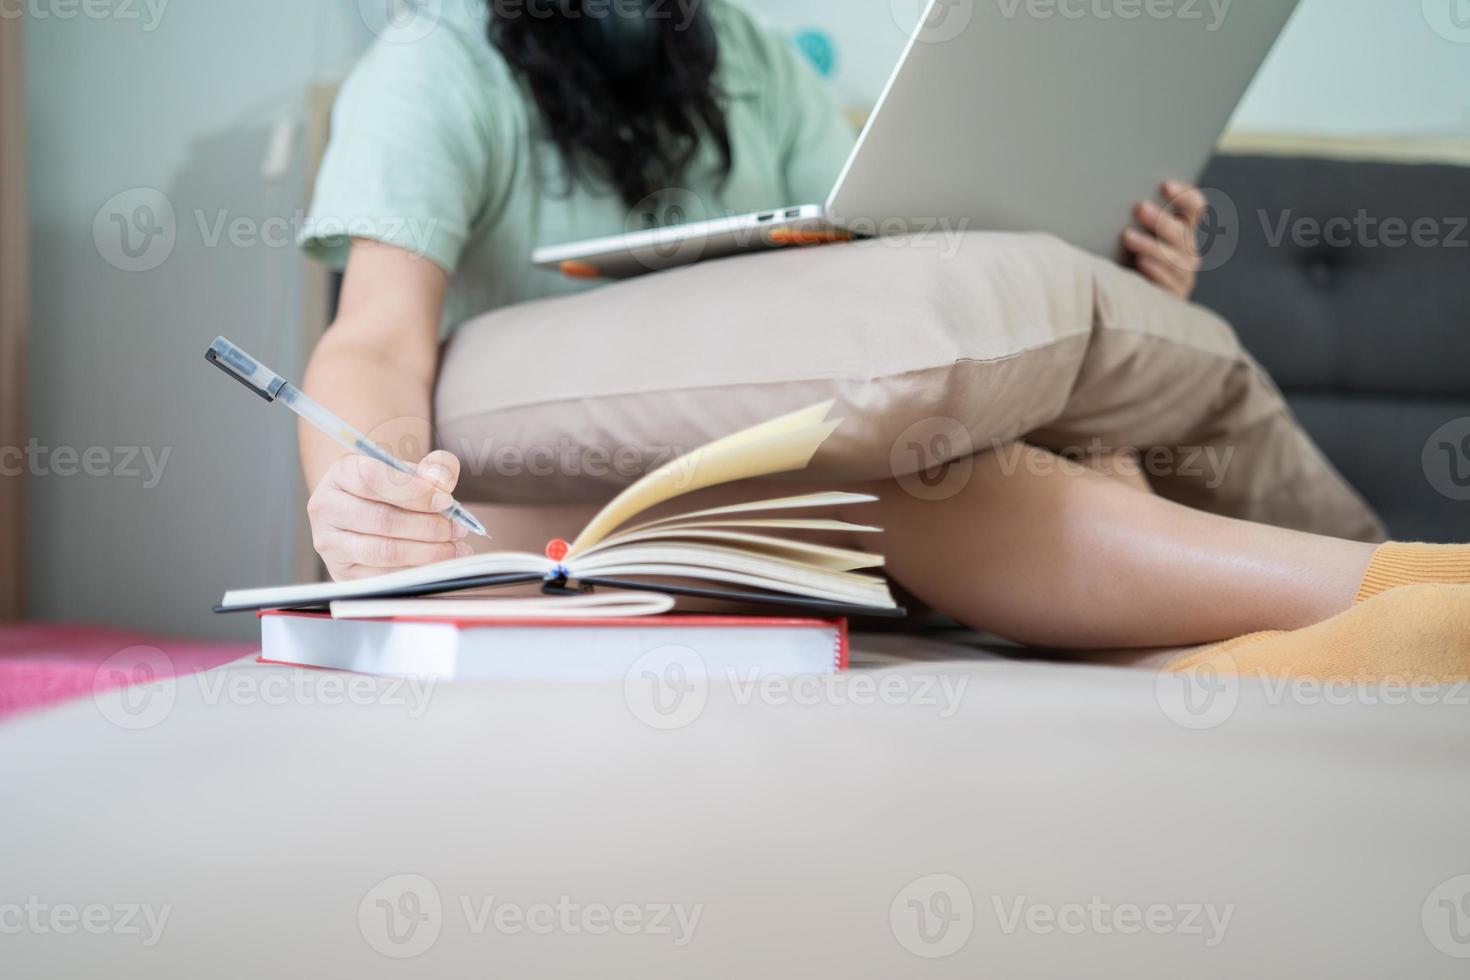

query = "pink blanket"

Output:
[[0, 622, 254, 722]]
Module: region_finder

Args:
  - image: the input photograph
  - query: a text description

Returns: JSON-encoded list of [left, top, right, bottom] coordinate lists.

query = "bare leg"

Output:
[[858, 445, 1376, 650]]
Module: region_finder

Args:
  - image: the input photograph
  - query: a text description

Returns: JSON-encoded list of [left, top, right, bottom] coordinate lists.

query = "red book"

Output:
[[258, 609, 848, 681]]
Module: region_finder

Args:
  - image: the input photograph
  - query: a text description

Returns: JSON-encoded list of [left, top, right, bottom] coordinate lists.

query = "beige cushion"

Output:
[[434, 231, 1381, 544], [437, 232, 1101, 504]]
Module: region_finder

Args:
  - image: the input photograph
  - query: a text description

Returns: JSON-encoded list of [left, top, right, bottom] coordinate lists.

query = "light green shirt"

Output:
[[301, 0, 856, 337]]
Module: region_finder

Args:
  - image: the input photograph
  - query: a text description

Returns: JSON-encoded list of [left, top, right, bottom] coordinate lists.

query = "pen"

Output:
[[204, 336, 489, 538]]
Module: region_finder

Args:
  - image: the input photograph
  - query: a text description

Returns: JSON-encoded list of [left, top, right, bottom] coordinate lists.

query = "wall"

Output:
[[745, 0, 1470, 138], [1, 11, 26, 621], [24, 2, 374, 639]]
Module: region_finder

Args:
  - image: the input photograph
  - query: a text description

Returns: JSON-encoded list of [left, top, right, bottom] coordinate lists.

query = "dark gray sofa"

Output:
[[1195, 151, 1470, 543]]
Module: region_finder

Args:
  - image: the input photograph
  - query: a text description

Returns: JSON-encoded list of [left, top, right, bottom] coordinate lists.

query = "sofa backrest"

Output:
[[1194, 136, 1470, 541]]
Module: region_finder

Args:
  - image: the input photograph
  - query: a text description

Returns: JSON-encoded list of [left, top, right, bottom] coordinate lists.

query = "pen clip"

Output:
[[205, 337, 287, 402]]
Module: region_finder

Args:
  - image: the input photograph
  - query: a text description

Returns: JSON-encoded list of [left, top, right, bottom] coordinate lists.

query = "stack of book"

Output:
[[217, 403, 901, 679]]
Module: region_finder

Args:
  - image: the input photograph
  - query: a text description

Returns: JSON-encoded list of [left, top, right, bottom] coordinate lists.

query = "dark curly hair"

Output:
[[488, 0, 733, 210]]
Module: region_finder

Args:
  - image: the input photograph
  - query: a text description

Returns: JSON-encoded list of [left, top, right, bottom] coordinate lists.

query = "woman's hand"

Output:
[[299, 240, 458, 582], [307, 448, 472, 581], [1122, 180, 1209, 300]]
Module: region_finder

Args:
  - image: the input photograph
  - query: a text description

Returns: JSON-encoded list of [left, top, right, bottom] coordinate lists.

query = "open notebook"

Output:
[[217, 402, 902, 617]]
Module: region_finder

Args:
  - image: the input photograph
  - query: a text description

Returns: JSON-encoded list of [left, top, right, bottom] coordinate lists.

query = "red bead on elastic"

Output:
[[545, 538, 570, 562]]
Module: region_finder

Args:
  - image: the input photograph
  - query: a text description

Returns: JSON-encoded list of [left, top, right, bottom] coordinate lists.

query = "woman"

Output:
[[298, 0, 1469, 674]]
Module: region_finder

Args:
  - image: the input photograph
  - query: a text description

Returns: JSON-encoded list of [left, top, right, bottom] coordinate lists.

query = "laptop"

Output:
[[533, 0, 1302, 280]]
